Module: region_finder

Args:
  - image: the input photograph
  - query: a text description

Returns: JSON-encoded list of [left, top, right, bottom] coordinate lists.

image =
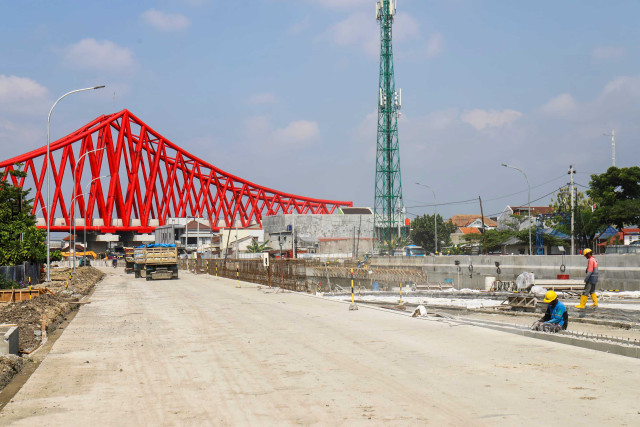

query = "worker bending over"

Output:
[[576, 248, 598, 309], [532, 290, 567, 333]]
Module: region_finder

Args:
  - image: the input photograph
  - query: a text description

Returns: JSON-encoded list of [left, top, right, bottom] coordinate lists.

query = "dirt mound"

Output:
[[0, 294, 72, 352], [0, 266, 104, 392], [0, 355, 24, 391]]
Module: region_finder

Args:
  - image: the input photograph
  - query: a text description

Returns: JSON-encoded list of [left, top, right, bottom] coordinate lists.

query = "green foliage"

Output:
[[463, 229, 515, 253], [550, 185, 591, 212], [50, 250, 63, 262], [246, 240, 273, 253], [548, 187, 600, 248], [0, 165, 47, 266], [410, 214, 456, 254], [587, 166, 640, 229], [378, 236, 412, 254], [463, 227, 565, 254], [0, 275, 17, 290]]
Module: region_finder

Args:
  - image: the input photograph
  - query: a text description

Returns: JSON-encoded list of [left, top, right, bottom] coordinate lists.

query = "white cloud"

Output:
[[0, 118, 44, 155], [538, 93, 577, 116], [601, 75, 640, 98], [243, 116, 271, 136], [310, 0, 369, 10], [0, 75, 49, 115], [177, 0, 210, 6], [324, 12, 379, 56], [273, 120, 319, 146], [141, 9, 191, 31], [248, 93, 278, 105], [394, 12, 420, 42], [288, 16, 310, 35], [425, 32, 444, 59], [461, 109, 523, 130], [64, 39, 135, 72], [243, 116, 319, 148], [591, 46, 625, 62]]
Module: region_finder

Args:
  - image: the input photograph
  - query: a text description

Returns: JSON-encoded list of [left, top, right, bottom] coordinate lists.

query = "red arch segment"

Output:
[[0, 110, 352, 233]]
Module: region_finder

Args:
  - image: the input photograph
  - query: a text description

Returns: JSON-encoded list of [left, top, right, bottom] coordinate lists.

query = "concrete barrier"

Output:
[[370, 254, 640, 291], [0, 325, 19, 355]]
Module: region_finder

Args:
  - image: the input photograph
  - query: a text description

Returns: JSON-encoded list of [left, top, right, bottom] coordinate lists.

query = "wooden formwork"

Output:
[[0, 288, 55, 303]]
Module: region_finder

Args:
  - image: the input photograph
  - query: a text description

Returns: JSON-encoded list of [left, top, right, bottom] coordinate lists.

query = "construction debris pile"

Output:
[[0, 266, 104, 393]]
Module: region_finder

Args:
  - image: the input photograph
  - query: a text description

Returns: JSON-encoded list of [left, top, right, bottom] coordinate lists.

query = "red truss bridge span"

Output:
[[0, 109, 352, 233]]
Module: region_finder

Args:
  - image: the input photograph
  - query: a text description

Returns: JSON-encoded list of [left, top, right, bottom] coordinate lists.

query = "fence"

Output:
[[178, 258, 432, 293], [605, 245, 640, 254], [0, 262, 41, 285], [179, 258, 309, 292]]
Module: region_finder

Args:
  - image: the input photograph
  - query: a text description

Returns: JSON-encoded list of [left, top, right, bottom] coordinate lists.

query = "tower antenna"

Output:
[[374, 0, 404, 245]]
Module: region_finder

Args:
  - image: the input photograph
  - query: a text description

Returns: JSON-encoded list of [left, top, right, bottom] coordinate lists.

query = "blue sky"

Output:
[[1, 0, 639, 220]]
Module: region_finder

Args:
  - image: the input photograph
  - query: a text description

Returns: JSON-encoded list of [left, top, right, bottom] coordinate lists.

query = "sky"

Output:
[[1, 0, 639, 221]]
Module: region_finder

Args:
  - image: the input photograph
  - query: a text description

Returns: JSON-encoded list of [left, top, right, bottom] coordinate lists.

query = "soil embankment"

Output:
[[0, 267, 104, 392]]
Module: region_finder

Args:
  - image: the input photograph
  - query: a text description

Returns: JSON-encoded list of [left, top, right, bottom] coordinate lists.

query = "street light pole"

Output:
[[81, 175, 110, 268], [46, 85, 105, 281], [70, 191, 89, 268], [502, 163, 532, 255], [71, 147, 106, 270], [416, 182, 437, 254]]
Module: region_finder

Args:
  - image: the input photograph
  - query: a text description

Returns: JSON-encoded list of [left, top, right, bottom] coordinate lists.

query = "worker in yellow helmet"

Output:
[[532, 290, 568, 333], [575, 248, 598, 309]]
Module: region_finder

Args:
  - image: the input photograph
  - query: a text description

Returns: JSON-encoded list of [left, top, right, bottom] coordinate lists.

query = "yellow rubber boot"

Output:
[[575, 295, 588, 309], [590, 293, 598, 307]]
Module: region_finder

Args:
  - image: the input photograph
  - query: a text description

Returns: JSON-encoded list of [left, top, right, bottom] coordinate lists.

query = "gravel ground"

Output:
[[2, 269, 640, 425]]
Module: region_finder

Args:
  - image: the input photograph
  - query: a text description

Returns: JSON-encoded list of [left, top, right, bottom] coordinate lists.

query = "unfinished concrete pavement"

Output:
[[1, 269, 639, 425]]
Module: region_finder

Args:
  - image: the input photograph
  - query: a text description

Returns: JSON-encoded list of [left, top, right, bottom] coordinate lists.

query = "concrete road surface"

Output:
[[1, 269, 639, 426]]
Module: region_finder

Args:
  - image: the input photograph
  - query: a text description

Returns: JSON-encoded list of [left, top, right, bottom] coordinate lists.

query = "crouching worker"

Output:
[[532, 290, 568, 333]]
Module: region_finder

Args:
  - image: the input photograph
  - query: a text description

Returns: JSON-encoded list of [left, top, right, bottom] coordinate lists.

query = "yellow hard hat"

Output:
[[583, 248, 592, 256], [543, 290, 557, 303]]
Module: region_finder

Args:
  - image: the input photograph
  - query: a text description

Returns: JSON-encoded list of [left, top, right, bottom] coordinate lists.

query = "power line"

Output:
[[406, 174, 566, 209]]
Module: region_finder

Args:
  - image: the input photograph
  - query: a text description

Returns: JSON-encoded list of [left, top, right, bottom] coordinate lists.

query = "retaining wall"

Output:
[[370, 254, 640, 291]]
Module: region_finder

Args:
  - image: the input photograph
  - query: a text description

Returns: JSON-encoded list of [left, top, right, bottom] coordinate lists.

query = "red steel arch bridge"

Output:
[[0, 109, 351, 233]]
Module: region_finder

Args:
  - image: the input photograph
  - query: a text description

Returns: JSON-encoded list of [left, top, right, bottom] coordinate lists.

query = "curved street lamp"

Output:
[[415, 182, 437, 254], [502, 163, 532, 255], [46, 85, 105, 281], [70, 147, 106, 270]]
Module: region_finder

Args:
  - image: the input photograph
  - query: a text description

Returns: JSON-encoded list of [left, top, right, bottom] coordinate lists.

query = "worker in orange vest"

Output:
[[575, 248, 598, 308]]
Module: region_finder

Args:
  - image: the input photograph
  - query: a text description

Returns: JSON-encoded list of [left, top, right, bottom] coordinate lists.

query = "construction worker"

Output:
[[575, 248, 598, 309], [532, 290, 567, 333]]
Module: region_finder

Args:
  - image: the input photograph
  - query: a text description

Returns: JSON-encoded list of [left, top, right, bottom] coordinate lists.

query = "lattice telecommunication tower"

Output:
[[374, 0, 404, 243]]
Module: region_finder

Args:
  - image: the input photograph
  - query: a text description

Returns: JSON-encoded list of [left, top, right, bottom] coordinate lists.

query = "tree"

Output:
[[410, 214, 456, 254], [463, 227, 565, 254], [0, 165, 47, 265], [463, 229, 515, 253], [246, 240, 273, 253], [588, 166, 640, 229], [378, 236, 412, 254], [548, 186, 600, 249]]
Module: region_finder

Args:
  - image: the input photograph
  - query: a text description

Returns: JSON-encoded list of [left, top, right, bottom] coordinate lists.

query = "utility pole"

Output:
[[292, 213, 296, 259], [374, 0, 404, 246], [479, 196, 487, 255], [568, 165, 576, 255]]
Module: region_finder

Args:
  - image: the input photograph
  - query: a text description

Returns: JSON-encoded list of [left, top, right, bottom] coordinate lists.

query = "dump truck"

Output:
[[124, 247, 135, 274], [133, 244, 179, 281]]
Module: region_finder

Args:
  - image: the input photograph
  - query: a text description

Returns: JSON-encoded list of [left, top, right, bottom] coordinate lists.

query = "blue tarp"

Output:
[[544, 228, 571, 240], [598, 226, 619, 239], [136, 244, 176, 248]]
